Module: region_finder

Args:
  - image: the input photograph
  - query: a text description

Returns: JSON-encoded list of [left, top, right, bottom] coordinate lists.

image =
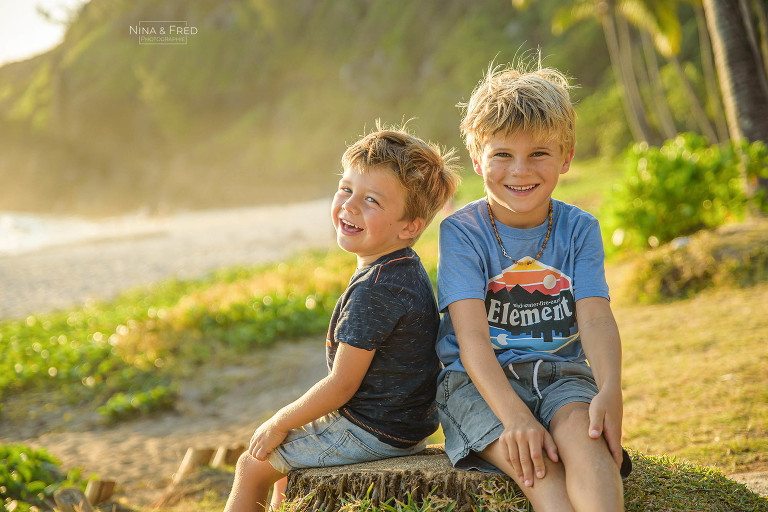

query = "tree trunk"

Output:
[[738, 0, 768, 97], [597, 2, 652, 143], [703, 0, 768, 195], [640, 30, 677, 140], [669, 56, 719, 144], [615, 13, 658, 143], [753, 0, 768, 70], [695, 4, 729, 142]]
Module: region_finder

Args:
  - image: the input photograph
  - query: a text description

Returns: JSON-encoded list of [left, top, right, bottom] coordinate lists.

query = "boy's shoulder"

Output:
[[355, 247, 427, 287]]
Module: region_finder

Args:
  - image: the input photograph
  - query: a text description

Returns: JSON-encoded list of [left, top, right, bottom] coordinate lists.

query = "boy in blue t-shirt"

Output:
[[223, 125, 460, 512], [436, 64, 629, 511]]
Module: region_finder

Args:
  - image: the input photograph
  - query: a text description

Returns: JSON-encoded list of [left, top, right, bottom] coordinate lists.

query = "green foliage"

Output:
[[0, 250, 353, 423], [97, 384, 177, 423], [627, 218, 768, 302], [602, 133, 768, 252], [0, 443, 85, 512]]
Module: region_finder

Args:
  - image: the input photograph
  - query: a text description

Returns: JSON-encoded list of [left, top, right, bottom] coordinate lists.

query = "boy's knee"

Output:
[[235, 451, 277, 483]]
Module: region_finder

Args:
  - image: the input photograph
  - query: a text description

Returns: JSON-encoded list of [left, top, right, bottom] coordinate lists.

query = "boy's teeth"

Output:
[[507, 185, 536, 191], [342, 220, 361, 229]]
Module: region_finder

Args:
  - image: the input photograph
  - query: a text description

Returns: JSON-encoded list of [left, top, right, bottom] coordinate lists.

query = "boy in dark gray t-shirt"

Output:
[[223, 124, 460, 512]]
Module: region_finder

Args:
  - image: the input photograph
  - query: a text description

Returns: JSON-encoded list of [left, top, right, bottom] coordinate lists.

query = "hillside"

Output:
[[0, 0, 619, 216]]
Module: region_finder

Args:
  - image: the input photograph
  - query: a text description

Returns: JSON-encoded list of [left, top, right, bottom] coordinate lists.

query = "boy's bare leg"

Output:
[[549, 402, 624, 512], [268, 477, 288, 511], [223, 452, 286, 512], [479, 441, 575, 512]]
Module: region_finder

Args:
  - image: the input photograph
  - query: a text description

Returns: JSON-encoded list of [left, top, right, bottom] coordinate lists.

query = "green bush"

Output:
[[602, 133, 768, 252], [0, 443, 85, 511]]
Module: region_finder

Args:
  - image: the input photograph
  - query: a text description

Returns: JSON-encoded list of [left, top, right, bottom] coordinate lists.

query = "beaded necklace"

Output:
[[486, 198, 553, 265]]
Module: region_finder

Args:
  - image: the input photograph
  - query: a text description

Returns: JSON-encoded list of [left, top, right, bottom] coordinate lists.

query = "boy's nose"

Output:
[[342, 196, 360, 214]]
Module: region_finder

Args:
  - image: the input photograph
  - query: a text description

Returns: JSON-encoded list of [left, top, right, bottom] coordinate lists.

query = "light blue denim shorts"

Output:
[[436, 360, 598, 473], [268, 410, 427, 473]]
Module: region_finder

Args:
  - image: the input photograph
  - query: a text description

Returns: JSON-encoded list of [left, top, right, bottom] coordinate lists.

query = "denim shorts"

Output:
[[268, 410, 427, 474], [436, 360, 598, 473]]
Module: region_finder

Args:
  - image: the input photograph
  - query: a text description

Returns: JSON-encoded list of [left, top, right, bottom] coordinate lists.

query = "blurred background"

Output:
[[2, 0, 764, 218]]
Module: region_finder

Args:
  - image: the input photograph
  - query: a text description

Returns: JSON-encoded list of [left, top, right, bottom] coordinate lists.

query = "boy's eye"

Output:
[[532, 151, 550, 157], [340, 186, 351, 193], [495, 152, 511, 158], [365, 196, 379, 205]]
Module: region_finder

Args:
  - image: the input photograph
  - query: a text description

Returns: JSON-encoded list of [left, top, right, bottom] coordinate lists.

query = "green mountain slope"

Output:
[[0, 0, 614, 216]]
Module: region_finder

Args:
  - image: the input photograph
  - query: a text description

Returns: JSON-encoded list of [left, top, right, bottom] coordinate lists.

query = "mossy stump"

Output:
[[285, 446, 522, 511]]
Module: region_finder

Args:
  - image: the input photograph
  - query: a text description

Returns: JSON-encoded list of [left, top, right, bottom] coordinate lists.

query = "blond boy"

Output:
[[223, 126, 459, 512], [435, 64, 630, 511]]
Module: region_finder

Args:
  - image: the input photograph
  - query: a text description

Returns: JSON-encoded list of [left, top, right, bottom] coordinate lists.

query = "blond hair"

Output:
[[459, 63, 575, 160], [342, 122, 460, 232]]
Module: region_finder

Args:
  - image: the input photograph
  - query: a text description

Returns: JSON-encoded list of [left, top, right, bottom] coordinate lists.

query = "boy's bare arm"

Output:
[[575, 296, 624, 467], [449, 299, 558, 487], [249, 343, 375, 460]]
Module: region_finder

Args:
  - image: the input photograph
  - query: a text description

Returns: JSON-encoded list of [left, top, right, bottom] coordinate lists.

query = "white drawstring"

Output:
[[532, 360, 543, 400], [507, 360, 544, 400]]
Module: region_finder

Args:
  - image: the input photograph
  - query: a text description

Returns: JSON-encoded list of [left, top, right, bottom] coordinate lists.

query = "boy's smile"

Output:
[[331, 164, 422, 267], [475, 131, 573, 229]]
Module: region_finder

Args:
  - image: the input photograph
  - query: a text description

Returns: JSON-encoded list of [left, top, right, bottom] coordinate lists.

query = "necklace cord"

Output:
[[487, 198, 553, 265]]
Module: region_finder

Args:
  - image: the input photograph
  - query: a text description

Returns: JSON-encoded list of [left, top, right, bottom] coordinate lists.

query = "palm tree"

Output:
[[702, 0, 768, 196]]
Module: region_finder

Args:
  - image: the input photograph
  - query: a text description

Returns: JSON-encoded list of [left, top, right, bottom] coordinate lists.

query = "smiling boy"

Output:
[[435, 64, 629, 511], [223, 125, 459, 512]]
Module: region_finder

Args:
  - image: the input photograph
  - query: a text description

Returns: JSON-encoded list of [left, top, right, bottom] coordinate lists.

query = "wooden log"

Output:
[[172, 447, 216, 485], [210, 444, 246, 468], [284, 446, 524, 512], [84, 479, 116, 505], [53, 487, 96, 512]]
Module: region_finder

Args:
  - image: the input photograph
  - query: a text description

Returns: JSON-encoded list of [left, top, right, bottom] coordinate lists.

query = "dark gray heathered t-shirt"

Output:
[[326, 247, 440, 448]]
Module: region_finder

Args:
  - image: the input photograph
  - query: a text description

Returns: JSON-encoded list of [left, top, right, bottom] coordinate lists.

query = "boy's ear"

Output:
[[472, 158, 483, 176], [560, 149, 575, 175], [399, 217, 425, 241]]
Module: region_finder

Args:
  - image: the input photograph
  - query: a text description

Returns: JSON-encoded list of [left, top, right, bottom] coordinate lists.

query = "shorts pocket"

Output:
[[318, 429, 390, 467]]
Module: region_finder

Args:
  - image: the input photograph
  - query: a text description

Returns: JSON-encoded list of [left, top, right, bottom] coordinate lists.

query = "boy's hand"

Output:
[[588, 386, 623, 467], [249, 418, 288, 461], [499, 413, 559, 488]]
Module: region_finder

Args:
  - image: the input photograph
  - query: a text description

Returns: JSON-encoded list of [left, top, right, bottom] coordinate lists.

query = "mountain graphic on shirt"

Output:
[[485, 257, 578, 352]]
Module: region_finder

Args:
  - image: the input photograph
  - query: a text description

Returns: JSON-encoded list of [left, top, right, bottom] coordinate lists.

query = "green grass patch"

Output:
[[0, 443, 88, 512], [0, 249, 357, 421]]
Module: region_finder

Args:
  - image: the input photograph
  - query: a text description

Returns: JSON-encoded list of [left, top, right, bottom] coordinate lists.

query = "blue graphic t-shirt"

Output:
[[436, 198, 609, 377]]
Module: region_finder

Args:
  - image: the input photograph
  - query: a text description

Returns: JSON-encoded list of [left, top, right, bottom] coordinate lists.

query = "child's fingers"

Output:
[[528, 438, 546, 480], [603, 421, 623, 467], [502, 437, 524, 482], [516, 440, 535, 487], [543, 431, 559, 463], [588, 401, 604, 439]]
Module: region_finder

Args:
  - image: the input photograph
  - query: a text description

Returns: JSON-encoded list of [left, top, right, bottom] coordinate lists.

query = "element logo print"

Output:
[[485, 257, 578, 353]]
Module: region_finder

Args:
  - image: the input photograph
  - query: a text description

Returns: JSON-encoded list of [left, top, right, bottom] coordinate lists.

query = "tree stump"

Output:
[[172, 447, 216, 485], [84, 479, 116, 506], [53, 487, 96, 512], [284, 446, 523, 512]]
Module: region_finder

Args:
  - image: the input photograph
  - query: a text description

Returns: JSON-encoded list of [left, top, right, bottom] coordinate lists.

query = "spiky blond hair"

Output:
[[459, 63, 575, 160], [342, 122, 460, 234]]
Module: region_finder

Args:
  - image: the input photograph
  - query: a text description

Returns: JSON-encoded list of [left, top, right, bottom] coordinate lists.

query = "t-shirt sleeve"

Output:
[[573, 219, 610, 302], [437, 219, 488, 312], [334, 283, 405, 351]]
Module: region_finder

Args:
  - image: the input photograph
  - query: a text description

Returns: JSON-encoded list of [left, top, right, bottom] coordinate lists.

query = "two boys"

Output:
[[225, 62, 626, 512]]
